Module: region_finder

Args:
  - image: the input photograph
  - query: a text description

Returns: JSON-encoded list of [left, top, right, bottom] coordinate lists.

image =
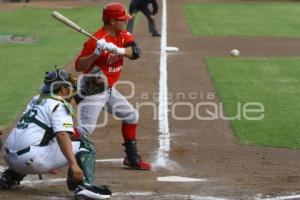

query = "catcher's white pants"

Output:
[[76, 87, 139, 137], [4, 140, 82, 175]]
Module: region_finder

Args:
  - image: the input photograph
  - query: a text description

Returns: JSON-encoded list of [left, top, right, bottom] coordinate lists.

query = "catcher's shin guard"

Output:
[[122, 140, 151, 170], [0, 169, 26, 189], [67, 138, 96, 191]]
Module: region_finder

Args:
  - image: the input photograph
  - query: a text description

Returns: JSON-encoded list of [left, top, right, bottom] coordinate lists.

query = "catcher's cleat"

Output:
[[74, 185, 112, 200], [122, 140, 151, 170], [0, 169, 24, 189]]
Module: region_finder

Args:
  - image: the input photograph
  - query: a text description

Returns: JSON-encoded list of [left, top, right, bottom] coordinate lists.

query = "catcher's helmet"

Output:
[[102, 3, 132, 22], [41, 68, 76, 93]]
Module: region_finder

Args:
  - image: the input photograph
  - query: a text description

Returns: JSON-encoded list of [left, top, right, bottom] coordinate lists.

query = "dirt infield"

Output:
[[1, 0, 300, 199]]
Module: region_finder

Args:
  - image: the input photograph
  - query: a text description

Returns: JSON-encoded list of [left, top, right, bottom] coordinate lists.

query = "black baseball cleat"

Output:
[[74, 185, 112, 200], [152, 31, 161, 37], [0, 169, 25, 189], [122, 140, 151, 170], [0, 175, 17, 189], [123, 156, 151, 170]]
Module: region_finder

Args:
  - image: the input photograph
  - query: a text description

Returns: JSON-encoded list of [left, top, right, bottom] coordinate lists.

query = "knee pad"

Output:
[[78, 137, 96, 154]]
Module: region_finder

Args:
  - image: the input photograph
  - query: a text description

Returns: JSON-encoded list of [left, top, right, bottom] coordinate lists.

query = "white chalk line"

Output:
[[113, 192, 155, 196], [154, 0, 170, 169], [157, 176, 207, 182], [95, 158, 123, 163], [21, 178, 66, 185], [256, 194, 300, 200], [113, 192, 229, 200]]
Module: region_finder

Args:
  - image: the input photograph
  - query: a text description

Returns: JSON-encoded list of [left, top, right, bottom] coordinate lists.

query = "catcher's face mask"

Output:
[[41, 68, 76, 95]]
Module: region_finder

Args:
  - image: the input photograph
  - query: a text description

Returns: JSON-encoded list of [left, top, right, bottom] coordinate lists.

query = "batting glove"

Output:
[[105, 42, 125, 55], [95, 39, 106, 56], [104, 42, 117, 52]]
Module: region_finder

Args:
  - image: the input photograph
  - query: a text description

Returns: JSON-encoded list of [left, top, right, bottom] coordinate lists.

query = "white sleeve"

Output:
[[51, 104, 74, 134]]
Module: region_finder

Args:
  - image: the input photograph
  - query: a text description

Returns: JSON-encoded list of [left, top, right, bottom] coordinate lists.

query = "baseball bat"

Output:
[[51, 11, 97, 41]]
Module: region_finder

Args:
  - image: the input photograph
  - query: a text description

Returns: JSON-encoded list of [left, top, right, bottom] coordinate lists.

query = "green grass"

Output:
[[0, 6, 103, 126], [183, 3, 300, 37], [206, 57, 300, 149]]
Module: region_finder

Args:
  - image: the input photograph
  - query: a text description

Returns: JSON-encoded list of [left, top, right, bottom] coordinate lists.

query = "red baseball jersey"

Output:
[[75, 27, 134, 87]]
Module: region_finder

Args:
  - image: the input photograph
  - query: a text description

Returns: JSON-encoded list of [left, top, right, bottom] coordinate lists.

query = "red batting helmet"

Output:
[[102, 3, 132, 22]]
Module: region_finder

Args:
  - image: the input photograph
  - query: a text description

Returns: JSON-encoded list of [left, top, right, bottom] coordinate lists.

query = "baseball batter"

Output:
[[0, 69, 112, 199], [73, 3, 151, 170]]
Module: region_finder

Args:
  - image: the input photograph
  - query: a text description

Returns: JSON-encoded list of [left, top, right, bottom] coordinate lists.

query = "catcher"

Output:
[[0, 68, 112, 200]]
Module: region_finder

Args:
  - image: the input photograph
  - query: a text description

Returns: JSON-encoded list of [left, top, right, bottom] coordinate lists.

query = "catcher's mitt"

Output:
[[81, 67, 108, 96]]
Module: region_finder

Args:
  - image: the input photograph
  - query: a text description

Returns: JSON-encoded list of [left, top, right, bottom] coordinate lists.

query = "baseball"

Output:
[[230, 49, 240, 57]]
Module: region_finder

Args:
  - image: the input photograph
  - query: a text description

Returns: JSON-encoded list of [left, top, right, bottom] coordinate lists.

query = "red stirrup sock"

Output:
[[122, 123, 137, 141]]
